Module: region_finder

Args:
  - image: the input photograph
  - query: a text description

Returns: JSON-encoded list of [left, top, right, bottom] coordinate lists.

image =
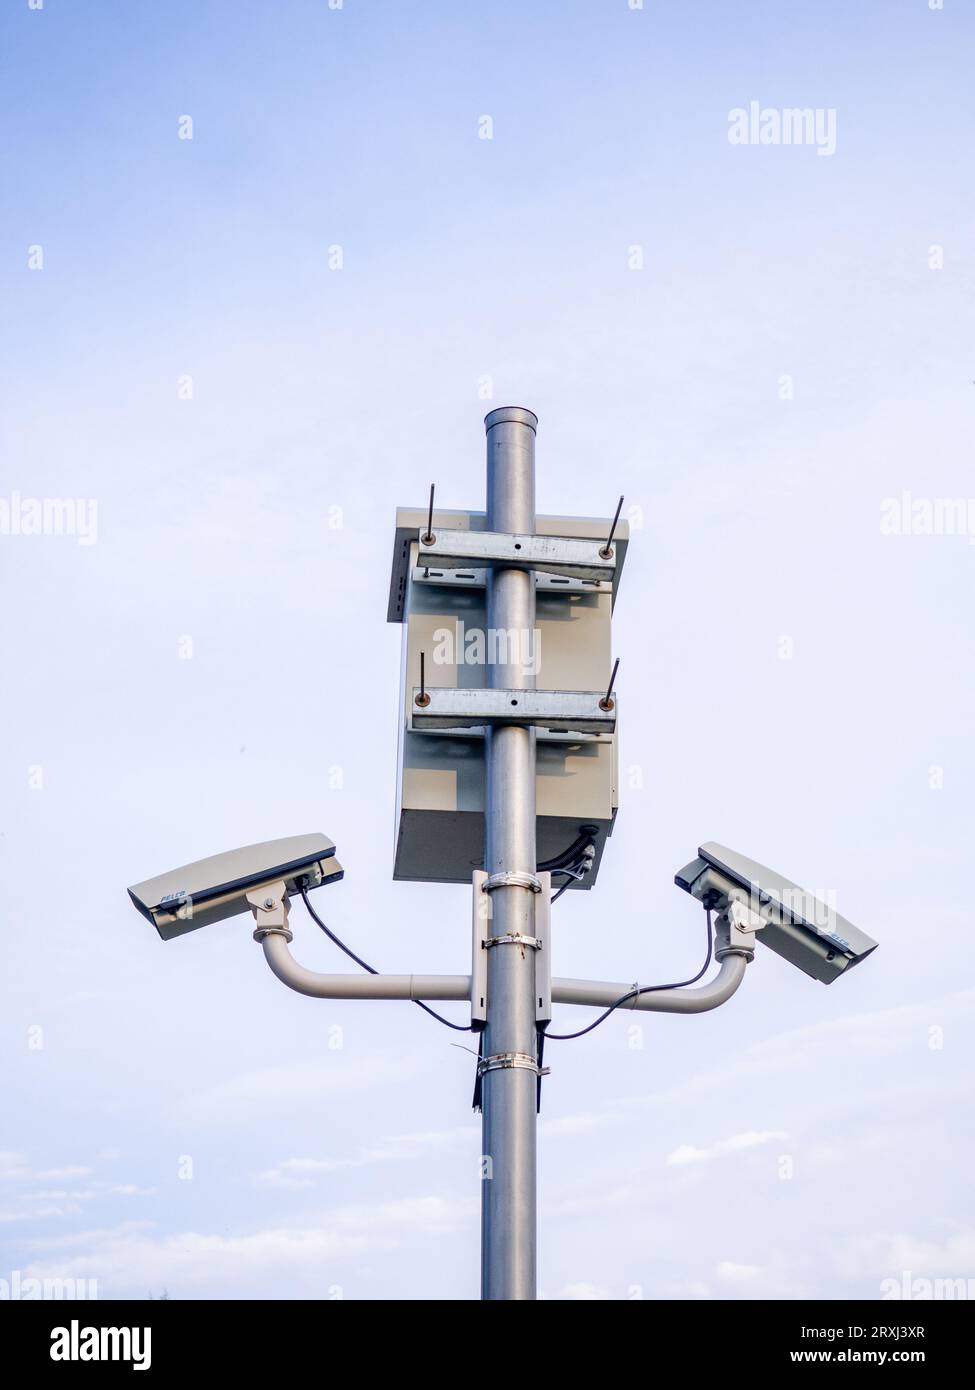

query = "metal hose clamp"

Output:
[[481, 871, 542, 894], [484, 933, 541, 950], [252, 925, 294, 944], [477, 1051, 549, 1078]]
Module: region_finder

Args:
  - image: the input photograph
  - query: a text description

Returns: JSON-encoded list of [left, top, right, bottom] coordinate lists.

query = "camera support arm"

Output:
[[249, 885, 753, 1018], [549, 910, 753, 1013]]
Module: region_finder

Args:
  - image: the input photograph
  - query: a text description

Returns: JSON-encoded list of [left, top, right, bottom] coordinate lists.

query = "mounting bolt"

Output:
[[415, 650, 431, 707], [598, 656, 620, 712], [599, 495, 624, 560], [421, 482, 436, 546]]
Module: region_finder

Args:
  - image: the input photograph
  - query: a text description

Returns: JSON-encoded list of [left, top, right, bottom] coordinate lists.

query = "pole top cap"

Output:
[[484, 406, 538, 433]]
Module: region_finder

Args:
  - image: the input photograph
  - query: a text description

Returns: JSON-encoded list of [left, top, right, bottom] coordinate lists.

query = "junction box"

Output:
[[387, 506, 627, 886]]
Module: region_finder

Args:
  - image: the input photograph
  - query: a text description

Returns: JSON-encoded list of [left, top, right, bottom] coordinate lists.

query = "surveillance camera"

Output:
[[127, 833, 343, 941], [675, 841, 877, 985]]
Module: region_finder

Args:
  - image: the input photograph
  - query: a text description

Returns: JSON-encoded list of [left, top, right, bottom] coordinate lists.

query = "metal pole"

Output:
[[481, 406, 539, 1300]]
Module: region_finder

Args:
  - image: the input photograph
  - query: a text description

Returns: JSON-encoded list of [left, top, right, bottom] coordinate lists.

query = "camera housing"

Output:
[[675, 841, 877, 984], [127, 833, 343, 941]]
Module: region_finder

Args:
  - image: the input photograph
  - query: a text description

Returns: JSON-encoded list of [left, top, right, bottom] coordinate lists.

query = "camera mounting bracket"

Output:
[[417, 528, 617, 582], [714, 898, 766, 962], [247, 880, 293, 943]]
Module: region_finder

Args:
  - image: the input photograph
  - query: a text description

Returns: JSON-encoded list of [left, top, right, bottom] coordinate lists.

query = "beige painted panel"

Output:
[[393, 535, 619, 885]]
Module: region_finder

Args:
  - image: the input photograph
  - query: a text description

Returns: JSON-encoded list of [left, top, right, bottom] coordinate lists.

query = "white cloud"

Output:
[[256, 1126, 478, 1186], [834, 1228, 975, 1282], [540, 1111, 621, 1139], [180, 1053, 419, 1122], [669, 1279, 713, 1299], [19, 1197, 473, 1298], [625, 988, 975, 1110], [717, 1129, 788, 1153], [666, 1144, 710, 1166], [0, 1207, 77, 1224], [23, 1184, 156, 1203], [543, 1181, 639, 1219], [0, 1151, 159, 1225], [23, 1222, 371, 1296], [328, 1195, 471, 1236], [716, 1261, 761, 1282], [0, 1154, 91, 1184], [555, 1281, 613, 1300], [665, 1130, 787, 1166]]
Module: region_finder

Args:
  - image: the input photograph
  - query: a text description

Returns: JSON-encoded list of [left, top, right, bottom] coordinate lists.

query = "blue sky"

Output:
[[2, 0, 973, 1299]]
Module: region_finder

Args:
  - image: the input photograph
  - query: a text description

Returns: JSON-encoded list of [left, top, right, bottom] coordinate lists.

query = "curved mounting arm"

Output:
[[260, 930, 471, 1002], [551, 953, 747, 1014], [255, 891, 750, 1019], [259, 925, 748, 1013]]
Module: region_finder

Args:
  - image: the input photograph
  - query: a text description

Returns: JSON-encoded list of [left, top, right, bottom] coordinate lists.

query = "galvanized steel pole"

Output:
[[481, 406, 539, 1300]]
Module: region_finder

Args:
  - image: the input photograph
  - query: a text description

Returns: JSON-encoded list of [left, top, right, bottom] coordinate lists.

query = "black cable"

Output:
[[537, 829, 597, 873], [551, 862, 586, 881], [535, 1026, 546, 1113], [549, 853, 595, 902], [299, 885, 377, 974], [472, 1030, 485, 1112], [544, 909, 714, 1041], [299, 885, 471, 1032], [550, 877, 573, 904]]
